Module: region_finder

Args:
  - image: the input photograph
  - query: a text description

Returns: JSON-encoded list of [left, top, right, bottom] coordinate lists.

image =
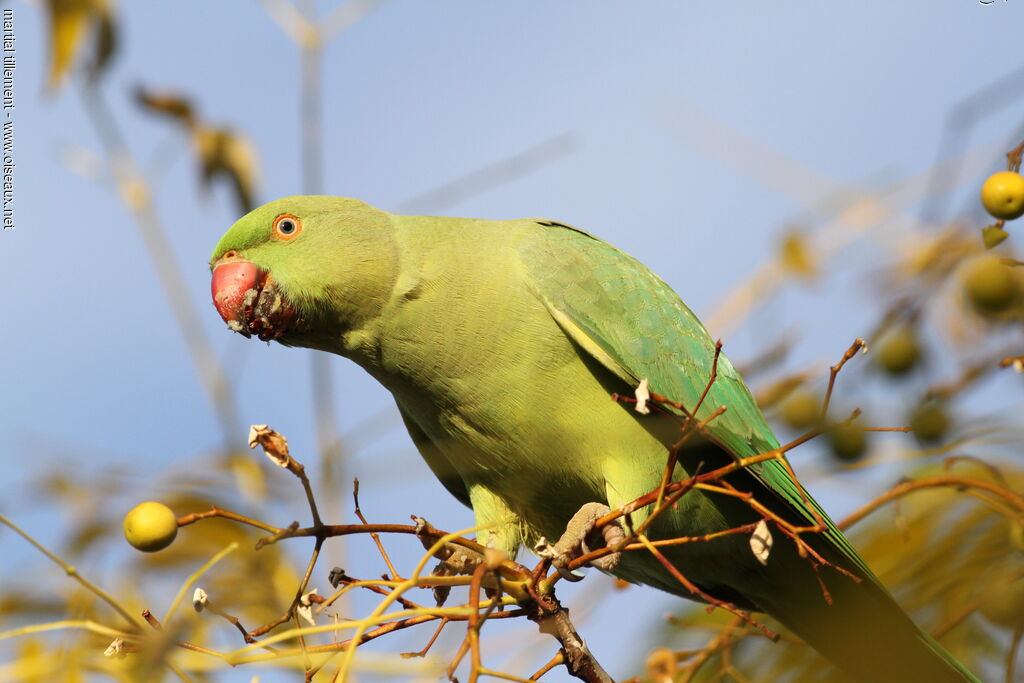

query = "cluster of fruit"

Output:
[[777, 388, 944, 464], [776, 171, 1024, 464]]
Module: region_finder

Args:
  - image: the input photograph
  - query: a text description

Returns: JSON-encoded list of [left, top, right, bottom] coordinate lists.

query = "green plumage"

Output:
[[211, 197, 978, 682]]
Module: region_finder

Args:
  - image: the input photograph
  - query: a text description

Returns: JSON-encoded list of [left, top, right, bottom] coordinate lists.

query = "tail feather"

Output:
[[753, 562, 980, 683]]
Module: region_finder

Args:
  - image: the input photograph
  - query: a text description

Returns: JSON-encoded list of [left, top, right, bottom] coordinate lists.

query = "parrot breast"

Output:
[[211, 259, 299, 341]]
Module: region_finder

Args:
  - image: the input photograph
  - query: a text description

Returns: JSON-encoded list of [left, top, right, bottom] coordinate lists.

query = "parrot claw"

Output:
[[534, 502, 624, 576], [414, 516, 487, 605]]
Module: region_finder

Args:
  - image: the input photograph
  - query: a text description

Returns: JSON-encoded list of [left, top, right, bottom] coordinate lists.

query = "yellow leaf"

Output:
[[778, 229, 818, 279], [15, 638, 54, 683], [193, 125, 260, 214], [46, 0, 91, 89], [46, 0, 114, 90], [134, 86, 195, 126]]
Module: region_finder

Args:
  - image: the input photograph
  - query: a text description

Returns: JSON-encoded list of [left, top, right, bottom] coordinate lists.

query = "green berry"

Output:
[[875, 325, 921, 376], [828, 423, 868, 462], [979, 572, 1024, 630], [124, 501, 178, 552], [963, 256, 1018, 314], [780, 391, 821, 431], [908, 401, 950, 445]]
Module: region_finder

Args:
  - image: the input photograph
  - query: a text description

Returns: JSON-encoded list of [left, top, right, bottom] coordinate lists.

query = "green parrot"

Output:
[[210, 196, 978, 682]]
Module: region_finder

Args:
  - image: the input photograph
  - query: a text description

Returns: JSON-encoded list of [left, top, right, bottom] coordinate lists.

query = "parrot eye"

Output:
[[273, 214, 302, 240]]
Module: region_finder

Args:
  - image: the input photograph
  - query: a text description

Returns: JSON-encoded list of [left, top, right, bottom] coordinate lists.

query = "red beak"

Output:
[[211, 260, 260, 328], [211, 258, 299, 341]]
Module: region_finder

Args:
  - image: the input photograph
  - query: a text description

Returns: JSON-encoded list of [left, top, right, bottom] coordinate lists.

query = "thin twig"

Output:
[[635, 533, 777, 640], [353, 478, 401, 579], [177, 506, 282, 534], [531, 652, 565, 680], [822, 338, 864, 417], [0, 514, 143, 631]]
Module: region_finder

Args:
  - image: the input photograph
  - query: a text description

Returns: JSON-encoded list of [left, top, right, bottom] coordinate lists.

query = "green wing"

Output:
[[518, 220, 871, 576]]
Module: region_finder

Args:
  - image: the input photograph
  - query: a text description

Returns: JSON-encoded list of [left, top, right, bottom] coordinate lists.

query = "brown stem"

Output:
[[177, 506, 282, 534], [353, 477, 401, 580], [531, 652, 565, 680], [400, 617, 449, 658], [679, 616, 747, 683], [822, 338, 864, 417], [527, 593, 614, 683], [636, 534, 778, 640]]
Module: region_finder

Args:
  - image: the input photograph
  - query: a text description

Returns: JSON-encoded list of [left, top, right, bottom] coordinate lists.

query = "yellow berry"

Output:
[[979, 572, 1024, 630], [981, 171, 1024, 221], [780, 391, 821, 431], [123, 501, 178, 552], [963, 256, 1018, 314], [875, 325, 921, 376], [828, 423, 868, 462], [908, 401, 950, 445]]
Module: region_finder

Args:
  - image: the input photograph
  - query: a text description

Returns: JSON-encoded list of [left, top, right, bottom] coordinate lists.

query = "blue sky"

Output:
[[4, 1, 1024, 680]]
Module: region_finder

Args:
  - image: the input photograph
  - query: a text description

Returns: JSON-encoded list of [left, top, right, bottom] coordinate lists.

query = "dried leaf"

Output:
[[192, 587, 208, 612], [248, 425, 291, 468], [296, 602, 315, 627], [634, 378, 651, 415], [297, 588, 318, 626], [102, 638, 124, 658], [750, 519, 773, 566]]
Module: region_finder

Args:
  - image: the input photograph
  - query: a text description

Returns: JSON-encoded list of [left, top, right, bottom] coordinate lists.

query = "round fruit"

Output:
[[981, 171, 1024, 221], [978, 572, 1024, 630], [123, 501, 178, 552], [875, 325, 921, 376], [908, 401, 950, 445], [963, 256, 1018, 314], [780, 390, 821, 431], [828, 423, 868, 462]]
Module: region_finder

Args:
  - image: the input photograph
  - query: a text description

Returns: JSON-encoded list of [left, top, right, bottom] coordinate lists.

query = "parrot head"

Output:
[[209, 196, 399, 347]]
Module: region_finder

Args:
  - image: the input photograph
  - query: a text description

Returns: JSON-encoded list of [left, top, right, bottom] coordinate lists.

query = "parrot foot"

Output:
[[534, 502, 624, 581], [414, 517, 488, 605]]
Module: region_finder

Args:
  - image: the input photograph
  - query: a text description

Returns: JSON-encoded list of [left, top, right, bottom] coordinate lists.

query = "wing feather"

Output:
[[519, 220, 870, 575]]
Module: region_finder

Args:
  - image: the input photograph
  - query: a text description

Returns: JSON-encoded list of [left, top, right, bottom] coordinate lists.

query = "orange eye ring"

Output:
[[273, 214, 302, 240]]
